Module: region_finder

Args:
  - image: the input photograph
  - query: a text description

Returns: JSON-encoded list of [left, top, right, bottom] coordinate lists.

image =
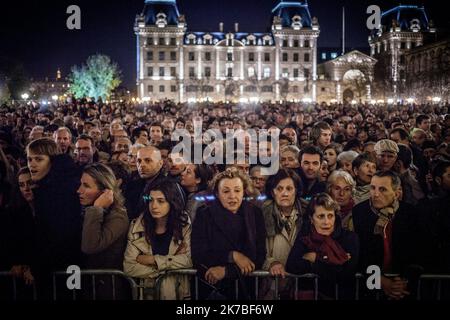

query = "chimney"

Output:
[[235, 23, 239, 33], [219, 22, 224, 33]]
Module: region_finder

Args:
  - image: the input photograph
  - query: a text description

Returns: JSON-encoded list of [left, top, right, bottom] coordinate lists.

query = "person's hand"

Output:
[[232, 251, 255, 275], [302, 252, 317, 263], [381, 276, 410, 300], [205, 266, 226, 285], [136, 254, 156, 266], [269, 262, 286, 278], [22, 266, 35, 286], [10, 265, 24, 277], [94, 189, 114, 209]]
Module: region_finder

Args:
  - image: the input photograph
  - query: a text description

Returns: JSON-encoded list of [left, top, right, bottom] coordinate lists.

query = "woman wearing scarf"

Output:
[[260, 169, 303, 299], [327, 170, 356, 231], [191, 167, 267, 300], [286, 193, 359, 300]]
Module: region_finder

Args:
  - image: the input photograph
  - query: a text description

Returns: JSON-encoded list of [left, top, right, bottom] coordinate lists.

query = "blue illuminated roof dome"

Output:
[[142, 0, 180, 26], [381, 5, 430, 31], [271, 1, 312, 28]]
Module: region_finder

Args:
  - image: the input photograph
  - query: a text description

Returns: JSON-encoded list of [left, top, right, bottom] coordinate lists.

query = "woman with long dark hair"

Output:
[[123, 180, 192, 300]]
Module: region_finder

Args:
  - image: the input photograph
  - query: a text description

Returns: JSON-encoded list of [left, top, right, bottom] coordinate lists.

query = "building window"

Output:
[[283, 39, 288, 47], [293, 40, 299, 47], [227, 53, 233, 61], [331, 52, 338, 59], [159, 85, 165, 93], [171, 85, 176, 92], [159, 38, 165, 45], [159, 67, 165, 77], [293, 86, 299, 93], [321, 53, 327, 60], [170, 38, 176, 46], [189, 67, 195, 78], [249, 52, 255, 62], [400, 55, 405, 64], [263, 67, 271, 78], [159, 51, 165, 61], [248, 67, 255, 78], [321, 87, 326, 92], [147, 67, 153, 77], [400, 42, 406, 49], [304, 53, 310, 62], [170, 67, 176, 77], [282, 68, 289, 78], [293, 68, 299, 78], [148, 85, 153, 93], [264, 53, 270, 62], [147, 37, 154, 46], [262, 85, 273, 92], [304, 86, 309, 93], [264, 40, 271, 46], [170, 51, 177, 61], [304, 68, 310, 79], [188, 52, 195, 61], [304, 40, 310, 47], [147, 51, 153, 61], [205, 67, 211, 78], [282, 52, 288, 62], [293, 53, 299, 62], [205, 52, 211, 61], [245, 86, 257, 93], [227, 68, 233, 78]]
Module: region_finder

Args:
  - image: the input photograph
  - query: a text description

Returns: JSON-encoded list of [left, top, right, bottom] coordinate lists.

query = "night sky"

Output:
[[1, 0, 446, 89]]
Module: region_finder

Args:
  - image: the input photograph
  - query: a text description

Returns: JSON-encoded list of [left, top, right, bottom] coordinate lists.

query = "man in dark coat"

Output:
[[191, 200, 267, 300], [352, 170, 420, 300]]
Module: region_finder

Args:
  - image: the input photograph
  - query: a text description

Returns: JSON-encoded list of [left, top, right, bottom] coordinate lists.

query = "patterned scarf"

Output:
[[370, 199, 399, 236], [301, 228, 350, 266]]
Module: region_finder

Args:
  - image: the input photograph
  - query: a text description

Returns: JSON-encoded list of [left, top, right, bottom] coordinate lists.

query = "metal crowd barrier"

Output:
[[154, 269, 319, 300], [0, 271, 37, 301], [417, 275, 450, 300], [52, 269, 138, 301]]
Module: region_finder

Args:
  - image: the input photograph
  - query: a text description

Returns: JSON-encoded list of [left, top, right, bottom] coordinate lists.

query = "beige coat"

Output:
[[123, 215, 192, 300]]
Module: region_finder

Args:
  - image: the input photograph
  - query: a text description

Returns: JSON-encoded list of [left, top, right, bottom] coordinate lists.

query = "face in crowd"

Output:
[[272, 177, 296, 211], [75, 139, 94, 166], [18, 171, 34, 203], [27, 152, 51, 182], [301, 153, 321, 181], [311, 205, 336, 236], [353, 160, 376, 185], [376, 152, 397, 172], [147, 190, 170, 220], [217, 177, 244, 214], [136, 147, 163, 179], [370, 175, 400, 209], [77, 173, 102, 206], [280, 150, 300, 169]]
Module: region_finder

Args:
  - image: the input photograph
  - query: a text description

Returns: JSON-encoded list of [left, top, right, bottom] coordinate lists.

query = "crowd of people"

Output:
[[0, 98, 449, 300]]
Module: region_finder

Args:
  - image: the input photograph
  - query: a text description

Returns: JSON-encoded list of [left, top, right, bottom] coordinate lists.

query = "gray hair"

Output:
[[337, 150, 359, 164], [327, 170, 356, 194]]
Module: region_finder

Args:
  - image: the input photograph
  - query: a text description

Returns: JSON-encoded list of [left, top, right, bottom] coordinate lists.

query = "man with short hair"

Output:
[[374, 139, 399, 172], [149, 122, 163, 147], [353, 171, 420, 300], [298, 145, 326, 208], [112, 137, 132, 154], [53, 127, 72, 155], [74, 135, 95, 167]]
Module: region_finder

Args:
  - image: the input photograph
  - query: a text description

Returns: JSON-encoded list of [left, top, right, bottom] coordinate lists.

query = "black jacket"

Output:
[[352, 199, 420, 275], [32, 154, 82, 272], [286, 218, 359, 299], [191, 200, 267, 299]]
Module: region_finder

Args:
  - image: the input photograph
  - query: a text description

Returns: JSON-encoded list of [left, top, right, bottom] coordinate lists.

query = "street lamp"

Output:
[[21, 93, 29, 100], [52, 95, 59, 101], [432, 97, 441, 103]]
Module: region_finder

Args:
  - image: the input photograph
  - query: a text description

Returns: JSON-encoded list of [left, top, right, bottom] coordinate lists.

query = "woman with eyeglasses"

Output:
[[123, 180, 192, 300]]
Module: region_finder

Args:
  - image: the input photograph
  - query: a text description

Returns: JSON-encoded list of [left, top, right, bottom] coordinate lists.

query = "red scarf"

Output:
[[301, 228, 350, 265], [339, 199, 354, 220]]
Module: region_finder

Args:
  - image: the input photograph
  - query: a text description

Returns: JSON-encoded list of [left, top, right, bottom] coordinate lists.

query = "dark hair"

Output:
[[397, 144, 412, 168], [175, 117, 185, 125], [132, 127, 148, 141], [107, 160, 131, 187], [343, 138, 362, 152], [300, 145, 324, 162], [416, 114, 430, 126], [390, 128, 409, 141], [193, 164, 214, 191], [310, 121, 332, 143], [352, 152, 377, 170], [150, 122, 163, 130], [301, 193, 341, 235], [432, 160, 450, 179], [265, 168, 303, 200], [158, 139, 174, 152], [76, 134, 94, 145], [142, 180, 188, 244]]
